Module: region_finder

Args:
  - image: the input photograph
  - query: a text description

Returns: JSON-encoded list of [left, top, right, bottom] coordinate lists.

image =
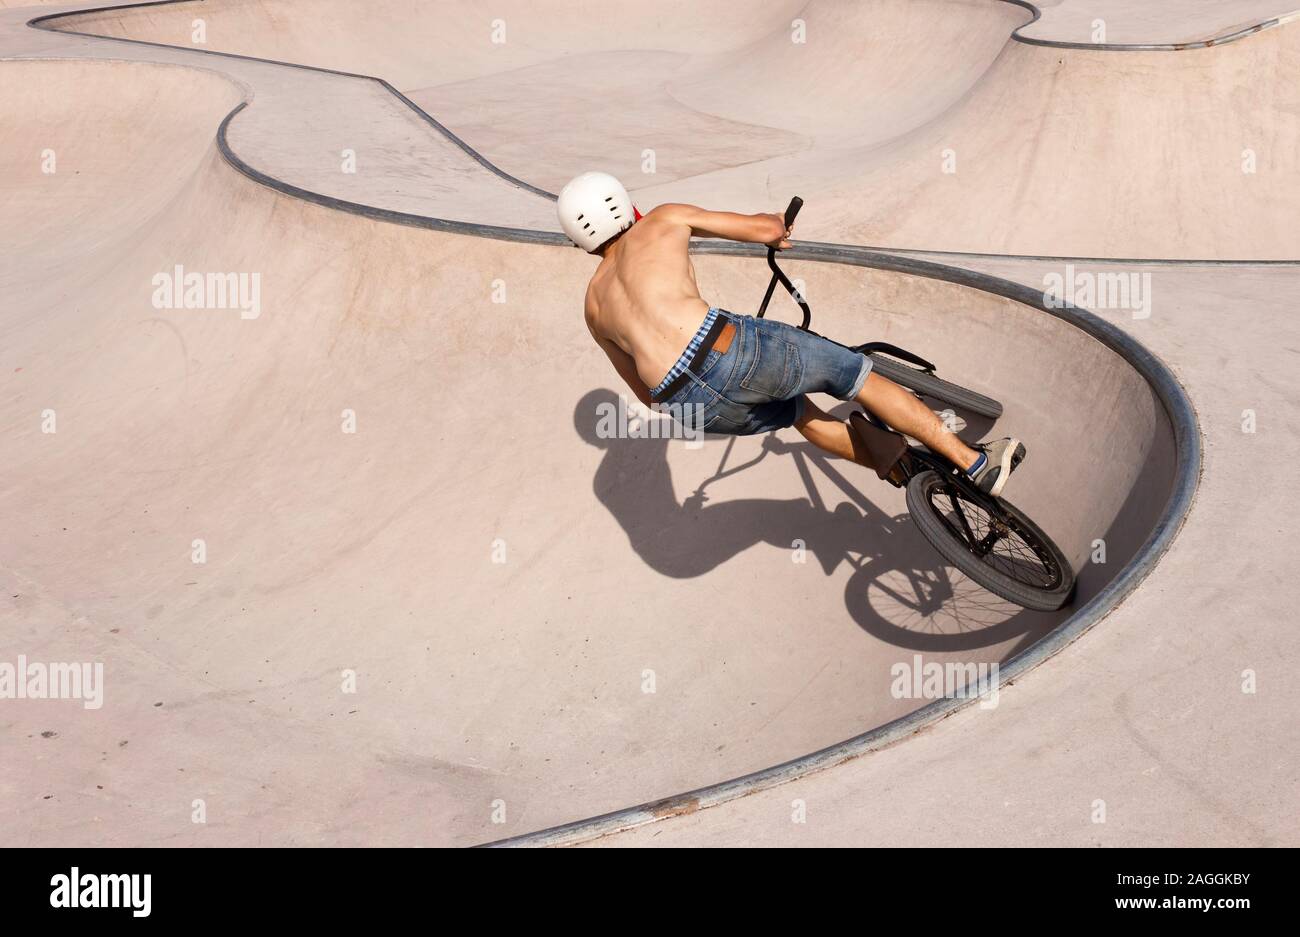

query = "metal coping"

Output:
[[28, 0, 557, 200], [1002, 0, 1300, 51]]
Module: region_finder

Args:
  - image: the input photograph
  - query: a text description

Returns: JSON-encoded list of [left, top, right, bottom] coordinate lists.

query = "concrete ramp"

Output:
[[0, 56, 1183, 845]]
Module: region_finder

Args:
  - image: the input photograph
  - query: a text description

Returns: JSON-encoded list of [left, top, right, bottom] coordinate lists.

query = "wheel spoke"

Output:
[[945, 485, 979, 545], [925, 480, 1062, 590]]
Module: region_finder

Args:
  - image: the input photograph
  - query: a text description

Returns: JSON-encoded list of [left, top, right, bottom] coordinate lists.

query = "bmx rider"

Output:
[[561, 171, 1024, 497]]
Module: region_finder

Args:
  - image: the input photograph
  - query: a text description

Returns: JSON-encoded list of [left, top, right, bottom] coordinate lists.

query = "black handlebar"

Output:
[[757, 196, 811, 329], [784, 196, 803, 228]]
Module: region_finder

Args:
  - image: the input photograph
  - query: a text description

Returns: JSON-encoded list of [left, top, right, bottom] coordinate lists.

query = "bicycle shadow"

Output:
[[574, 389, 1062, 654]]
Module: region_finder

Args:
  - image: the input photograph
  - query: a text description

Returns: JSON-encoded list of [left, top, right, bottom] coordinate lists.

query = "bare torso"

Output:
[[582, 203, 790, 401], [584, 207, 711, 390], [577, 199, 987, 492]]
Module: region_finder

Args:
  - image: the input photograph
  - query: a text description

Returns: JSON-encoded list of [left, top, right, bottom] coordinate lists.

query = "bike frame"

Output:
[[756, 199, 939, 372], [759, 197, 1014, 559]]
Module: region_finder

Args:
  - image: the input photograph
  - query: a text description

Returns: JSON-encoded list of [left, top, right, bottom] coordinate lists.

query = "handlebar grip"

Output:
[[783, 197, 803, 228]]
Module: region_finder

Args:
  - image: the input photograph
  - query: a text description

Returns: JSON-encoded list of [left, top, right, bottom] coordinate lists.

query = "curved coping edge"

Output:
[[819, 240, 1300, 267], [213, 103, 558, 244], [1002, 0, 1300, 51], [28, 0, 557, 200]]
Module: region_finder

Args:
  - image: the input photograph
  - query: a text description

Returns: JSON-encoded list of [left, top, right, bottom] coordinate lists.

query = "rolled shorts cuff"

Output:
[[842, 353, 872, 401]]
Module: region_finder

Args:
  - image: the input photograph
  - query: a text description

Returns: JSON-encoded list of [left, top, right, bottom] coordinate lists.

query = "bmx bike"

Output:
[[753, 197, 1076, 612]]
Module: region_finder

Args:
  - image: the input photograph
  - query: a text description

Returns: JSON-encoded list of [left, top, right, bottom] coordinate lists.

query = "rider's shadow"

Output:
[[574, 389, 1060, 653], [574, 389, 869, 577]]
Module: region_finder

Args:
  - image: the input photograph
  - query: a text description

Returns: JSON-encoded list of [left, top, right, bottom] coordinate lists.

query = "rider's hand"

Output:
[[765, 212, 793, 250]]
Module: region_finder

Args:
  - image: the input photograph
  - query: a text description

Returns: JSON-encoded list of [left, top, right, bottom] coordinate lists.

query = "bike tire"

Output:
[[905, 470, 1076, 611], [867, 353, 1003, 420]]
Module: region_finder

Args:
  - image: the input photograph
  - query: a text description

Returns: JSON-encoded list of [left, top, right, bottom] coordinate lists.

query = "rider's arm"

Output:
[[653, 203, 791, 248], [588, 324, 653, 407]]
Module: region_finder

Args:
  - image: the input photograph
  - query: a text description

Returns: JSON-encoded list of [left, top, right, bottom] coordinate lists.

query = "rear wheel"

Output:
[[867, 353, 1003, 420], [905, 470, 1075, 611]]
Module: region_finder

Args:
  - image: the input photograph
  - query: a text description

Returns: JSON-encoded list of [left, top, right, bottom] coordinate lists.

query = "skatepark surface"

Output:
[[1, 1, 1296, 847]]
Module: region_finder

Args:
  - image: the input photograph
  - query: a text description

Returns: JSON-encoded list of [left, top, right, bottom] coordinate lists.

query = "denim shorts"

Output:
[[655, 308, 871, 436]]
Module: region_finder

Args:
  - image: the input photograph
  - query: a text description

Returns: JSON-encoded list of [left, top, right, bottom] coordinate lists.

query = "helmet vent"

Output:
[[557, 172, 633, 251]]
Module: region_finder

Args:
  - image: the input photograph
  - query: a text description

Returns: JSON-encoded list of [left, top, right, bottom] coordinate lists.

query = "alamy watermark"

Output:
[[151, 264, 261, 319], [1043, 264, 1151, 320], [0, 655, 103, 710], [889, 654, 1000, 709], [50, 868, 150, 917], [594, 394, 707, 447]]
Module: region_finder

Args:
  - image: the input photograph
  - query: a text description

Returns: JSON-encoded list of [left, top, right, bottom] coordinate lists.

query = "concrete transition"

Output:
[[37, 0, 1300, 259], [1, 1, 1293, 847]]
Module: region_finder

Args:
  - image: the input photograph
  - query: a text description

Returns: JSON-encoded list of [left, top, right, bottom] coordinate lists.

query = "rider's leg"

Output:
[[794, 397, 877, 469], [853, 372, 980, 469]]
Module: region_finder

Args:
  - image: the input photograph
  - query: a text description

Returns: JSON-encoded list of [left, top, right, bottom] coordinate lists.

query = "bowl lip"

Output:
[[480, 240, 1202, 847]]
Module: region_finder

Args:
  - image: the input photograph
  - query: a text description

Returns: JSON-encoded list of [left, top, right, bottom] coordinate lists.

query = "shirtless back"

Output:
[[582, 204, 789, 403], [560, 177, 1006, 498]]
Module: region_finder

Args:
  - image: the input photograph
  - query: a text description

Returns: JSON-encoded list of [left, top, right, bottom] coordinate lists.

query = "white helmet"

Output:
[[557, 171, 639, 252]]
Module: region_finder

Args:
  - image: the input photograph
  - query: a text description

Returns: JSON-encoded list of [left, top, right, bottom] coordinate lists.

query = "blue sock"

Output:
[[966, 451, 986, 475]]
